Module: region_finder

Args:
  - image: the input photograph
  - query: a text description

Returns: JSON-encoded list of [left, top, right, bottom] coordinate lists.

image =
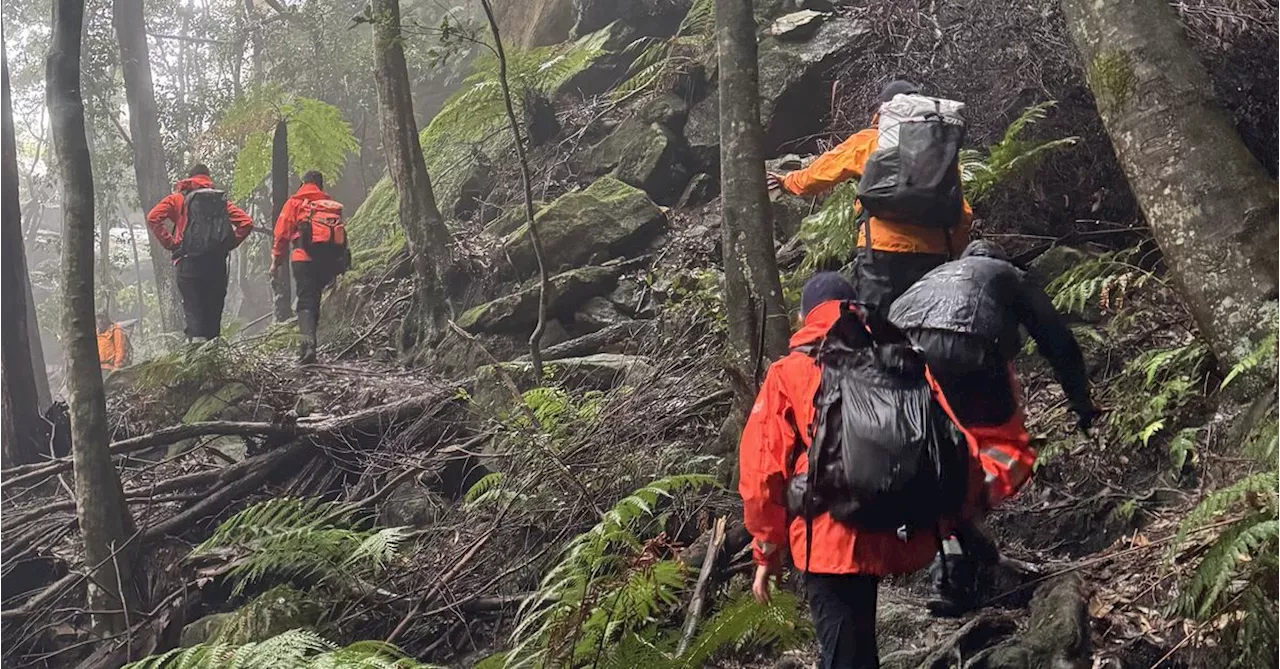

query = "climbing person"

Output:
[[740, 272, 978, 669], [96, 311, 128, 372], [767, 80, 972, 311], [888, 239, 1096, 614], [270, 170, 350, 364], [146, 164, 254, 342]]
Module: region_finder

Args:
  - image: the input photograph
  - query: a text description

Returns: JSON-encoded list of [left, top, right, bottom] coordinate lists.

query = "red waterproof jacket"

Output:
[[272, 183, 332, 263], [738, 300, 984, 575], [146, 175, 254, 260]]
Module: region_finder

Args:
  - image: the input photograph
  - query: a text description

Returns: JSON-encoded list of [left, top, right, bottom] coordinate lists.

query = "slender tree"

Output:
[[715, 0, 789, 403], [114, 0, 182, 331], [2, 37, 48, 468], [479, 0, 552, 377], [1061, 0, 1278, 372], [371, 0, 454, 350], [270, 119, 293, 321], [47, 0, 138, 632]]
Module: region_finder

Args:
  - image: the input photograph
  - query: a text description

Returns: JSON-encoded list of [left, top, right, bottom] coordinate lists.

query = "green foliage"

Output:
[[1170, 393, 1279, 667], [796, 181, 859, 276], [211, 585, 322, 645], [123, 628, 437, 669], [1167, 427, 1200, 473], [1106, 341, 1210, 448], [192, 497, 410, 596], [464, 472, 510, 508], [506, 474, 718, 667], [959, 101, 1078, 204], [1046, 248, 1155, 316], [1220, 327, 1278, 391], [517, 386, 604, 436], [216, 84, 358, 200], [614, 0, 715, 100]]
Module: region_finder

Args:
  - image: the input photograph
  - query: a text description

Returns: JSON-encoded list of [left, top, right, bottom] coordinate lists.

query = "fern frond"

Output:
[[465, 472, 507, 505], [1176, 514, 1278, 619], [676, 590, 812, 669], [213, 585, 321, 645], [124, 629, 437, 669], [1176, 471, 1279, 550], [960, 100, 1078, 204]]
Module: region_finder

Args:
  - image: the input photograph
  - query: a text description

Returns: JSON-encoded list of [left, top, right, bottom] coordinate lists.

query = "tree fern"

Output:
[[959, 101, 1078, 204], [123, 629, 439, 669], [192, 497, 410, 596], [614, 0, 715, 100]]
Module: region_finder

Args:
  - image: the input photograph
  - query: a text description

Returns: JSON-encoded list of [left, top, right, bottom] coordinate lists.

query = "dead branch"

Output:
[[516, 320, 655, 362], [677, 516, 727, 656]]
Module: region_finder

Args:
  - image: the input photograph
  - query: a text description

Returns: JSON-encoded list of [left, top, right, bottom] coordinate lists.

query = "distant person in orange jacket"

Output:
[[96, 311, 128, 372], [768, 80, 973, 311], [146, 164, 254, 342], [270, 171, 349, 364], [739, 272, 976, 669]]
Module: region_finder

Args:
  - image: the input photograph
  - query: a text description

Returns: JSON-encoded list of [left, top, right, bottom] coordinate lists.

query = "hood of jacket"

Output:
[[175, 174, 215, 192], [790, 300, 843, 349], [291, 183, 330, 201]]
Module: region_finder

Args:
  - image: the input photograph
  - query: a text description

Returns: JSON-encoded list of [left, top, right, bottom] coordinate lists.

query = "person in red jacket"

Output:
[[739, 272, 979, 669], [146, 164, 254, 341], [270, 171, 345, 363]]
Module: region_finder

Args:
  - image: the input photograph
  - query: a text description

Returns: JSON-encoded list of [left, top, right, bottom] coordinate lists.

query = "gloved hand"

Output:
[[1072, 402, 1099, 434], [765, 172, 784, 192]]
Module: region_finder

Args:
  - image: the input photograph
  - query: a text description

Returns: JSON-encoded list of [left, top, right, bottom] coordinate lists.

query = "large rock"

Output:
[[767, 10, 828, 41], [685, 14, 873, 171], [500, 177, 666, 277], [575, 296, 627, 332], [584, 119, 690, 204], [170, 382, 253, 460], [473, 353, 656, 414], [677, 172, 718, 208], [457, 265, 625, 334]]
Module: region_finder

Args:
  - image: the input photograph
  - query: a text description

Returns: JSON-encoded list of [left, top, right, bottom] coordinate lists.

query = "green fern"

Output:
[[506, 474, 718, 667], [959, 101, 1078, 204], [211, 585, 322, 645], [123, 629, 438, 669], [464, 472, 508, 507], [192, 497, 410, 596], [1045, 248, 1156, 316], [614, 0, 715, 100], [796, 181, 859, 276], [1220, 326, 1278, 391]]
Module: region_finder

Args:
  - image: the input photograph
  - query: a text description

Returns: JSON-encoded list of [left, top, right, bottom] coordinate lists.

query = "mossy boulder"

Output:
[[583, 119, 690, 204], [473, 353, 655, 414], [500, 177, 666, 277], [457, 265, 625, 334], [170, 382, 253, 459]]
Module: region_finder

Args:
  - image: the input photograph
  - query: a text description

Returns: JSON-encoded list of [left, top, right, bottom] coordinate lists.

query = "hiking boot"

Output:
[[297, 309, 319, 364], [927, 539, 981, 617]]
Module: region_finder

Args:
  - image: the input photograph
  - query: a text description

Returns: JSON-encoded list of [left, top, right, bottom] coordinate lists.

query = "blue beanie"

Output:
[[801, 272, 857, 317]]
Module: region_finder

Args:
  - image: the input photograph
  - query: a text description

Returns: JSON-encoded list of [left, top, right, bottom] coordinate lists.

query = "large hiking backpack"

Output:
[[298, 199, 351, 273], [179, 188, 234, 257], [857, 94, 966, 233], [791, 302, 970, 535]]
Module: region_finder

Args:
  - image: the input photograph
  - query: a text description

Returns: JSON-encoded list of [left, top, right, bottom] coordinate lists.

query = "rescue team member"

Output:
[[146, 164, 254, 342], [768, 80, 973, 310], [96, 311, 127, 371], [740, 273, 965, 669], [270, 171, 347, 364], [889, 240, 1095, 611]]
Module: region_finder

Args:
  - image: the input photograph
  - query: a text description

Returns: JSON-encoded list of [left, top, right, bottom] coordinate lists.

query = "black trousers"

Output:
[[805, 573, 880, 669], [292, 260, 337, 323], [852, 250, 948, 314], [176, 253, 228, 340]]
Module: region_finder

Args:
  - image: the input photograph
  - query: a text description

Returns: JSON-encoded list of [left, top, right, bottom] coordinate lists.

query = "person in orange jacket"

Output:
[[270, 171, 345, 363], [96, 311, 128, 372], [768, 80, 973, 312], [146, 164, 254, 342], [739, 272, 979, 669]]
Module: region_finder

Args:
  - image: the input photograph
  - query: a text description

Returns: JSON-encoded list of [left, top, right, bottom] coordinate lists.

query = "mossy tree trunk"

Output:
[[2, 38, 47, 468], [715, 0, 790, 407], [372, 0, 453, 351], [1061, 0, 1278, 373], [270, 119, 293, 321], [114, 0, 182, 331], [47, 0, 139, 632]]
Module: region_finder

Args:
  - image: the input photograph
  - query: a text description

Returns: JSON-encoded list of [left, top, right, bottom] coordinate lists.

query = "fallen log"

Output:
[[677, 516, 727, 655], [517, 320, 655, 362]]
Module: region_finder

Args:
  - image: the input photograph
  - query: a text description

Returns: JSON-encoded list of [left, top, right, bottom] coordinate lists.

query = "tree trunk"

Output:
[[2, 39, 48, 468], [371, 0, 453, 352], [270, 119, 293, 321], [715, 0, 790, 405], [114, 0, 181, 332], [1060, 0, 1278, 372], [480, 0, 550, 378], [46, 0, 139, 633]]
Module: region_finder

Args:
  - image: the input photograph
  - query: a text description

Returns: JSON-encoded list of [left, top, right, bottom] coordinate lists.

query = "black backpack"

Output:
[[178, 188, 234, 257], [857, 94, 966, 234], [789, 302, 970, 538]]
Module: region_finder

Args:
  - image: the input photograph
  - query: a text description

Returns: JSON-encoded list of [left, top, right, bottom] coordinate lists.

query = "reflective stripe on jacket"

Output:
[[737, 300, 981, 575], [272, 183, 333, 263], [780, 128, 973, 255]]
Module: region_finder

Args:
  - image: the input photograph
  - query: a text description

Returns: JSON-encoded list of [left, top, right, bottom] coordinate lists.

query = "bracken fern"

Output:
[[123, 629, 439, 669]]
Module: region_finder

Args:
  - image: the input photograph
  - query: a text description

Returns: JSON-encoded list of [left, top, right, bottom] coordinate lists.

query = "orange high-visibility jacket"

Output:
[[272, 183, 333, 263], [781, 128, 974, 255], [97, 323, 127, 370], [737, 301, 983, 575], [146, 175, 254, 259]]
